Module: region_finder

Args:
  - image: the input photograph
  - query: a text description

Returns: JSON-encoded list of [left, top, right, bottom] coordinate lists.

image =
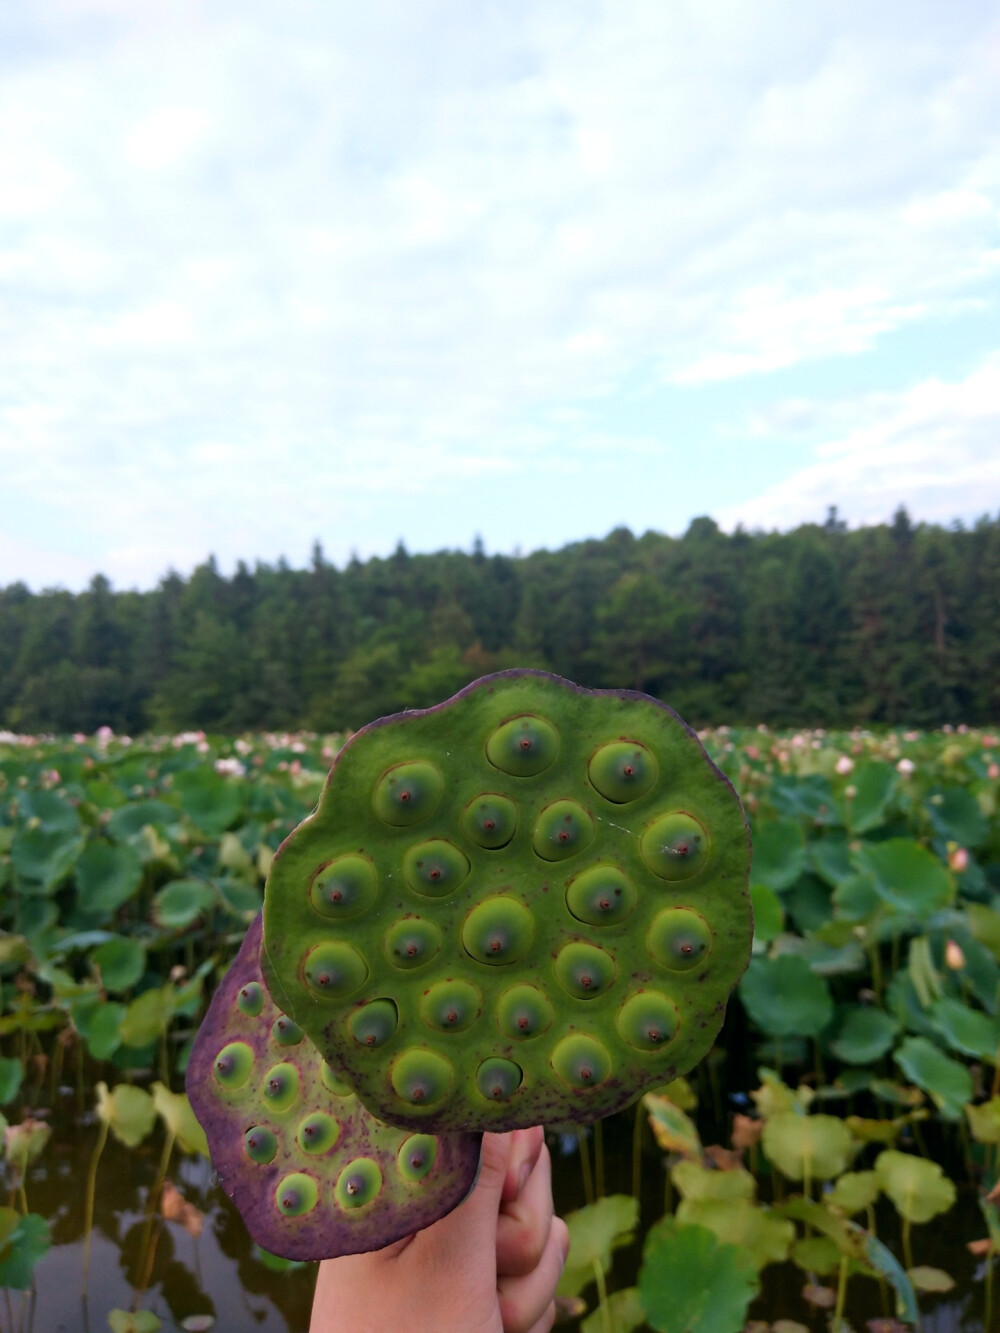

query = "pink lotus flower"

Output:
[[896, 758, 915, 776], [949, 847, 969, 873], [835, 755, 854, 775], [945, 939, 966, 970]]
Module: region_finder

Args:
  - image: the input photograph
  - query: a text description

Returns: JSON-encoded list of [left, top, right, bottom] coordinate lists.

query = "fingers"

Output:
[[501, 1125, 545, 1203], [496, 1139, 554, 1278], [497, 1216, 569, 1333]]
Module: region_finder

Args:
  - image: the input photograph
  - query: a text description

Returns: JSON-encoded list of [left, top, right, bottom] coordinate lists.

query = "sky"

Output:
[[1, 0, 998, 593]]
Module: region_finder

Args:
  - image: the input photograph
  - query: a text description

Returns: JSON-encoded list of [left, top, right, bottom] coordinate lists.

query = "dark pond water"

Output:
[[5, 1094, 993, 1333]]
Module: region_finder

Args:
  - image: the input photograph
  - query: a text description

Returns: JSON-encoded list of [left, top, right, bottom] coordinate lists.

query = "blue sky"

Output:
[[1, 0, 998, 591]]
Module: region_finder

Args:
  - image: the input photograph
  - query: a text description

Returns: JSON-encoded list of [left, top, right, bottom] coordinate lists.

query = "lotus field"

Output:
[[1, 721, 999, 1333]]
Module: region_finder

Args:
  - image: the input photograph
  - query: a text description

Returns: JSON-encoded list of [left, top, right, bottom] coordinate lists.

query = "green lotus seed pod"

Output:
[[553, 942, 617, 1000], [647, 908, 712, 972], [486, 714, 559, 776], [476, 1058, 523, 1102], [462, 896, 534, 966], [640, 812, 710, 881], [261, 669, 752, 1133], [616, 991, 679, 1051], [391, 1049, 454, 1110], [336, 1158, 383, 1210], [532, 800, 595, 862], [214, 1041, 254, 1090], [349, 999, 398, 1049], [262, 1062, 301, 1113], [550, 1033, 612, 1089], [384, 918, 441, 970], [296, 1111, 341, 1155], [309, 855, 378, 920], [588, 741, 657, 804], [237, 982, 265, 1017], [272, 1016, 304, 1046], [373, 762, 443, 827], [461, 794, 518, 849], [496, 984, 555, 1040], [303, 941, 369, 1000], [397, 1134, 437, 1183], [419, 979, 482, 1033], [565, 864, 637, 926], [276, 1172, 318, 1217], [319, 1061, 355, 1097], [403, 840, 471, 898], [244, 1126, 278, 1164]]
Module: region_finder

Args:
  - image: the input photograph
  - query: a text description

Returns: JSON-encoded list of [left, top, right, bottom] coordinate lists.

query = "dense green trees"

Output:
[[2, 510, 998, 733]]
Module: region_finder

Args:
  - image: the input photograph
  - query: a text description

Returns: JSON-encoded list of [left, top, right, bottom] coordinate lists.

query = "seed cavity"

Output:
[[553, 942, 617, 1000], [462, 896, 534, 966], [566, 864, 637, 926], [485, 715, 559, 777], [236, 982, 264, 1017], [302, 940, 369, 999], [261, 1061, 301, 1113], [335, 1157, 383, 1209], [420, 979, 481, 1033], [476, 1057, 523, 1102], [213, 1041, 254, 1090], [309, 854, 378, 920], [276, 1172, 318, 1217], [390, 1048, 454, 1110], [640, 812, 710, 881], [403, 839, 471, 898], [588, 741, 657, 803], [532, 800, 595, 863], [617, 990, 680, 1051], [397, 1134, 438, 1183], [348, 998, 398, 1049], [461, 794, 518, 849], [384, 917, 442, 970], [296, 1111, 341, 1155], [647, 907, 713, 971], [244, 1126, 277, 1164], [551, 1033, 612, 1090], [373, 762, 443, 827], [272, 1016, 304, 1046]]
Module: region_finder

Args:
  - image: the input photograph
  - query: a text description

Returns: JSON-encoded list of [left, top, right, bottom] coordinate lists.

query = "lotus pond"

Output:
[[1, 721, 998, 1333]]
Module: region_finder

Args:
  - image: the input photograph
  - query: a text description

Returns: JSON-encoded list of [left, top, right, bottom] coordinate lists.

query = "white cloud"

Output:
[[715, 353, 1000, 532], [0, 0, 998, 587]]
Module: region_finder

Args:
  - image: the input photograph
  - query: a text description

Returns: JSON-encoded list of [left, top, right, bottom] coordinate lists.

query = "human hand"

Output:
[[309, 1126, 569, 1333]]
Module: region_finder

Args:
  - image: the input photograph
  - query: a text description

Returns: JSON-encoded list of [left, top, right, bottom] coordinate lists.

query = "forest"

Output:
[[1, 506, 998, 735]]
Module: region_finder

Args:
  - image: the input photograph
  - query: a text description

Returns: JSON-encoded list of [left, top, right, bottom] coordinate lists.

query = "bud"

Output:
[[949, 846, 969, 873], [945, 939, 966, 970], [896, 758, 915, 776], [835, 755, 854, 775]]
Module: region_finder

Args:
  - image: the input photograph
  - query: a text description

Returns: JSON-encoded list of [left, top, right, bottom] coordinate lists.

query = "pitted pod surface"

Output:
[[186, 914, 481, 1260], [262, 670, 752, 1132]]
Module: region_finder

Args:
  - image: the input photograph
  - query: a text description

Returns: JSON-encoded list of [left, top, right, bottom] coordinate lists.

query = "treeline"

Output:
[[1, 508, 998, 734]]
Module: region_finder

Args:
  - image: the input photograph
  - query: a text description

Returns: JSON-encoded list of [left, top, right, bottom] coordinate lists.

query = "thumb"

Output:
[[425, 1131, 515, 1255]]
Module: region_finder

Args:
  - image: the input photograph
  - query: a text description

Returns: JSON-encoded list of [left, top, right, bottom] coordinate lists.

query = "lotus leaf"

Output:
[[151, 1083, 209, 1156], [861, 840, 953, 919], [740, 956, 833, 1038], [120, 985, 176, 1049], [638, 1219, 759, 1333], [671, 1160, 755, 1202], [153, 879, 217, 930], [761, 1112, 854, 1182], [749, 819, 806, 891], [907, 1265, 954, 1293], [874, 1149, 956, 1224], [93, 936, 146, 992], [749, 883, 784, 943], [0, 1057, 23, 1106], [557, 1194, 638, 1299], [674, 1197, 794, 1269], [893, 1036, 973, 1121], [829, 1005, 898, 1065], [965, 1096, 1000, 1144], [929, 996, 1000, 1062], [0, 1213, 51, 1290], [580, 1286, 644, 1333], [849, 763, 896, 833], [76, 841, 143, 915], [791, 1235, 840, 1276], [644, 1092, 701, 1158], [826, 1170, 879, 1214], [96, 1082, 156, 1148]]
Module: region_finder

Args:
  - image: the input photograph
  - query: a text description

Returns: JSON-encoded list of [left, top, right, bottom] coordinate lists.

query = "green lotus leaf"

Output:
[[809, 835, 851, 888], [557, 1194, 638, 1299], [893, 1036, 973, 1121], [638, 1219, 759, 1333], [929, 996, 1000, 1062], [739, 956, 833, 1038], [12, 827, 85, 894], [826, 1170, 879, 1214], [749, 819, 806, 891], [0, 1213, 51, 1291], [151, 1082, 209, 1156], [119, 986, 176, 1049], [644, 1093, 702, 1158], [0, 1058, 24, 1106], [791, 1235, 840, 1276], [874, 1149, 957, 1224], [926, 786, 988, 848], [153, 879, 217, 930], [671, 1160, 755, 1202], [172, 768, 243, 835], [829, 1005, 898, 1065], [76, 840, 143, 915], [762, 1112, 854, 1182], [848, 762, 896, 833], [674, 1198, 794, 1270], [96, 1081, 156, 1148], [860, 839, 953, 919], [965, 1097, 1000, 1145], [580, 1286, 645, 1333], [749, 884, 784, 944], [92, 937, 146, 993], [106, 800, 178, 841], [107, 1313, 162, 1333], [908, 1265, 955, 1293]]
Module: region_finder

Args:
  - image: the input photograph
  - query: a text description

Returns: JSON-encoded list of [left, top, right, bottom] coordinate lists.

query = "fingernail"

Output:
[[517, 1160, 531, 1195]]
